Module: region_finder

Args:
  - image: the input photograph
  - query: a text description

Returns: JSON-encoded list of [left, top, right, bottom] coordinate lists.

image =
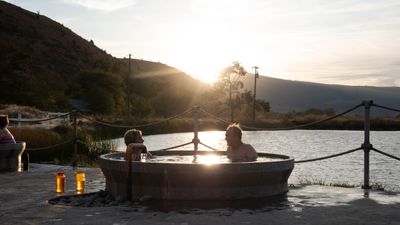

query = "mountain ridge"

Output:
[[242, 74, 400, 115]]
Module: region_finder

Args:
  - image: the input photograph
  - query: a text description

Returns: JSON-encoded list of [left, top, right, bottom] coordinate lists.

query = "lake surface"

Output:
[[112, 130, 400, 191]]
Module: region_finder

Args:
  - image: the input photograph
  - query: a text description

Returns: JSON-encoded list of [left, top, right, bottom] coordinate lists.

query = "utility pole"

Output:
[[127, 54, 131, 119], [252, 66, 259, 124], [229, 80, 233, 122]]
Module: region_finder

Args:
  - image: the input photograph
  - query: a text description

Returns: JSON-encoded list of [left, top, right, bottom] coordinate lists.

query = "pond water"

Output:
[[111, 130, 400, 191]]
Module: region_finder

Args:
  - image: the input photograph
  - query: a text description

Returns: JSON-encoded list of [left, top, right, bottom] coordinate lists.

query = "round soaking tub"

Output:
[[99, 150, 294, 200]]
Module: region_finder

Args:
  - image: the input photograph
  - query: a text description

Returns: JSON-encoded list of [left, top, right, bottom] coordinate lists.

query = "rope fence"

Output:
[[294, 147, 362, 163], [201, 103, 363, 131], [77, 108, 192, 128], [11, 100, 400, 189], [371, 147, 400, 161], [151, 141, 194, 151], [199, 108, 233, 125], [199, 141, 220, 151], [371, 103, 400, 113], [9, 112, 70, 123], [25, 139, 71, 151]]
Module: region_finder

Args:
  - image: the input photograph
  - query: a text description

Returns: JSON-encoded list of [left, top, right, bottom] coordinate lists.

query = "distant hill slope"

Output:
[[0, 1, 120, 109], [242, 75, 400, 115], [0, 1, 207, 113]]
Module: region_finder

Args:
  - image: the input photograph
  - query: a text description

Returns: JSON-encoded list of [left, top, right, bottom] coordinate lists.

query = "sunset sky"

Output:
[[6, 0, 400, 86]]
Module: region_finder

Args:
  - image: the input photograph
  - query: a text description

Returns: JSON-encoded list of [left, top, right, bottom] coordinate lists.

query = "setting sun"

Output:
[[162, 2, 255, 84], [167, 24, 235, 84]]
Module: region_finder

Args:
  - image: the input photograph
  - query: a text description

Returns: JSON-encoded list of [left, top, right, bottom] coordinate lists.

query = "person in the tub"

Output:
[[225, 123, 258, 162], [0, 115, 16, 144], [124, 129, 152, 162]]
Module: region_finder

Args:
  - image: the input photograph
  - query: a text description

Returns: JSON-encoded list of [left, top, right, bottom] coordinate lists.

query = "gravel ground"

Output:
[[0, 164, 399, 225]]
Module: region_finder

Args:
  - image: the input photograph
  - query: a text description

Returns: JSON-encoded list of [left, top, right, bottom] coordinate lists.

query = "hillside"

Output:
[[242, 75, 400, 115], [0, 1, 208, 114]]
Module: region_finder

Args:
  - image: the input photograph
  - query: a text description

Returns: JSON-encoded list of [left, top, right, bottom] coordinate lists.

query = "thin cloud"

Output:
[[318, 73, 399, 87], [62, 0, 136, 12]]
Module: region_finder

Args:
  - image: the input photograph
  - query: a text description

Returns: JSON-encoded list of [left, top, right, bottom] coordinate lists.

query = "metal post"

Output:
[[45, 112, 50, 129], [18, 112, 21, 126], [252, 66, 259, 125], [229, 81, 234, 122], [72, 110, 78, 169], [362, 100, 372, 189], [22, 152, 29, 171], [192, 106, 200, 160], [127, 54, 131, 119]]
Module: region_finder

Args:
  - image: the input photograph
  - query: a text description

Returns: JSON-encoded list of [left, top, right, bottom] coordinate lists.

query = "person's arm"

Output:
[[139, 145, 147, 153], [140, 145, 153, 158], [246, 144, 258, 161], [126, 143, 146, 161]]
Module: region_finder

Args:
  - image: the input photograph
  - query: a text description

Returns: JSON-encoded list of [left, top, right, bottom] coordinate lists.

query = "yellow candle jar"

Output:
[[56, 172, 65, 193], [75, 171, 85, 193]]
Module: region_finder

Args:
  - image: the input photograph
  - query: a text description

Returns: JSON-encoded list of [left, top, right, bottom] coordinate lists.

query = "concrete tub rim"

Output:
[[99, 150, 294, 165]]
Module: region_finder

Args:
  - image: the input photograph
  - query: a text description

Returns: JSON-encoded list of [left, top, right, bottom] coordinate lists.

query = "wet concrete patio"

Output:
[[0, 164, 399, 225]]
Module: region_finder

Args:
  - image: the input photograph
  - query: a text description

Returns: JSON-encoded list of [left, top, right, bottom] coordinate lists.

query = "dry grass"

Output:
[[9, 127, 63, 147], [297, 177, 357, 188], [9, 125, 114, 166], [0, 104, 46, 118]]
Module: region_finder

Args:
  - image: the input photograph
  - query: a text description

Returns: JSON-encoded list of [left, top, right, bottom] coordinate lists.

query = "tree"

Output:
[[257, 99, 271, 113], [235, 91, 271, 119], [131, 95, 155, 118], [214, 62, 247, 122], [67, 71, 125, 114]]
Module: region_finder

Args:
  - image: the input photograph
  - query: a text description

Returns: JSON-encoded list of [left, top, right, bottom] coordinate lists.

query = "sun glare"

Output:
[[169, 43, 230, 84], [167, 21, 237, 84], [199, 131, 224, 148], [196, 155, 221, 165]]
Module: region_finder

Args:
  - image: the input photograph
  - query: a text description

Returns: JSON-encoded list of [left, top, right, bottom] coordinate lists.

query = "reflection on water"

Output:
[[111, 130, 400, 191]]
